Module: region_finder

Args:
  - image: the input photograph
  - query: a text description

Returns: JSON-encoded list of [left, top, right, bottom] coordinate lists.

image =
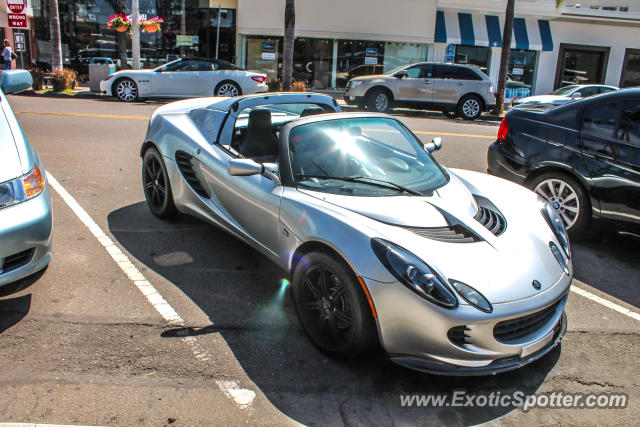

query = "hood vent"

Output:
[[473, 195, 507, 236], [175, 151, 210, 198], [404, 225, 481, 243]]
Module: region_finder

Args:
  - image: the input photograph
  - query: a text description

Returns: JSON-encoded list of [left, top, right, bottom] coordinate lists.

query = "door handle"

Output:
[[457, 82, 464, 86], [424, 80, 432, 85]]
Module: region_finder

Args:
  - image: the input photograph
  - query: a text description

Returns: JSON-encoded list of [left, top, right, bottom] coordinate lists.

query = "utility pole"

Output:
[[131, 0, 141, 69], [494, 0, 515, 115]]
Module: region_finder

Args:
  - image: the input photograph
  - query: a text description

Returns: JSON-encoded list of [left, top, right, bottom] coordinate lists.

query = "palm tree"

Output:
[[282, 0, 295, 91], [493, 0, 515, 115], [49, 0, 63, 70]]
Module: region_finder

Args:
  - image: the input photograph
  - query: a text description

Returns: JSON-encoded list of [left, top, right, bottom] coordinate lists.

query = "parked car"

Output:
[[512, 84, 618, 107], [343, 62, 496, 120], [0, 70, 53, 287], [140, 92, 571, 375], [100, 58, 268, 102], [488, 88, 640, 237], [336, 64, 384, 88]]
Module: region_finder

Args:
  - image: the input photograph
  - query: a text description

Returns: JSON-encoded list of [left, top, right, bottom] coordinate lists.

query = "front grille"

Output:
[[473, 196, 507, 236], [448, 325, 471, 346], [404, 225, 480, 243], [494, 300, 561, 344], [175, 151, 210, 198], [1, 248, 34, 273]]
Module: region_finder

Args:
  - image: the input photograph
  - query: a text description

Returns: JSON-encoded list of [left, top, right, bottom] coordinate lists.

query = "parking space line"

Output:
[[571, 285, 640, 322], [45, 171, 256, 409], [15, 111, 150, 120], [413, 130, 496, 139]]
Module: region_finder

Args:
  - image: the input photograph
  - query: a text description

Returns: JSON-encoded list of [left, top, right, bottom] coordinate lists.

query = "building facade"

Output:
[[30, 0, 640, 95]]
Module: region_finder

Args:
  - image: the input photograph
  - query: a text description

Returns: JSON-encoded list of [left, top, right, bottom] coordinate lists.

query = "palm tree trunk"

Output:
[[282, 0, 295, 91], [494, 0, 515, 115], [48, 0, 63, 70]]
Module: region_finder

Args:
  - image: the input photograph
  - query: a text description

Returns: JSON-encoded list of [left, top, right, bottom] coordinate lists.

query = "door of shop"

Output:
[[554, 43, 610, 89]]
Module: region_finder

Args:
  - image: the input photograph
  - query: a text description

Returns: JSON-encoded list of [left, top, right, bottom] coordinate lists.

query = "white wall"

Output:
[[237, 0, 437, 43]]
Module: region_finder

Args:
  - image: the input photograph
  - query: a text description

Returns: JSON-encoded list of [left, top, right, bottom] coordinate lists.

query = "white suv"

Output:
[[344, 62, 496, 120]]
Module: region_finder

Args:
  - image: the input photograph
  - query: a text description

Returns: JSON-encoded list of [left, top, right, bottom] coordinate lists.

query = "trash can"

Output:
[[89, 64, 110, 93]]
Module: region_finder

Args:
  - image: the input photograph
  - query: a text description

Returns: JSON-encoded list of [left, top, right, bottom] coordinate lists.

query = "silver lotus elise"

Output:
[[140, 93, 572, 375]]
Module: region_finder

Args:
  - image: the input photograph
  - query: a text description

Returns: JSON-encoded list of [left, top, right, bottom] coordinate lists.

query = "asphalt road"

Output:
[[0, 95, 638, 426]]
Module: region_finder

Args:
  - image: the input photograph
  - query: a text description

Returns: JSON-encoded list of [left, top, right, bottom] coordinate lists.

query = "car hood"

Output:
[[515, 95, 571, 105], [0, 109, 22, 182], [296, 170, 569, 304]]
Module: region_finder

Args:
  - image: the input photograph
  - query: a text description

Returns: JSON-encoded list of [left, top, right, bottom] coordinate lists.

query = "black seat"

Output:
[[300, 107, 325, 117], [239, 110, 278, 160]]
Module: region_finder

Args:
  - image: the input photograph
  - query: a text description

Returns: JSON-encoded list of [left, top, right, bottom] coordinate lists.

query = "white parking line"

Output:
[[571, 285, 640, 322], [45, 172, 255, 408]]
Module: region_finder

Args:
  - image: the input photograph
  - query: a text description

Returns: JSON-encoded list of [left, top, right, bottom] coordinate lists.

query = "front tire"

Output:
[[291, 252, 377, 356], [113, 78, 138, 102], [215, 80, 241, 97], [366, 89, 392, 113], [529, 172, 590, 236], [457, 95, 483, 120], [142, 148, 178, 219]]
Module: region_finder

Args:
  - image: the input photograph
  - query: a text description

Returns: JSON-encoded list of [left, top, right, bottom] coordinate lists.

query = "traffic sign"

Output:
[[8, 13, 27, 28], [6, 0, 26, 14]]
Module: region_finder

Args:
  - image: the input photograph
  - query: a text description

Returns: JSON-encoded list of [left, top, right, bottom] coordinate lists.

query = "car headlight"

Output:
[[539, 196, 571, 258], [550, 241, 570, 275], [450, 280, 492, 313], [347, 80, 364, 89], [371, 238, 458, 309], [0, 166, 45, 210]]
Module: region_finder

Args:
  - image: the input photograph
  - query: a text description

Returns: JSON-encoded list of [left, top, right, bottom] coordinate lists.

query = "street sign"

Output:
[[15, 43, 25, 52], [6, 0, 26, 13], [13, 32, 24, 43], [8, 13, 27, 28]]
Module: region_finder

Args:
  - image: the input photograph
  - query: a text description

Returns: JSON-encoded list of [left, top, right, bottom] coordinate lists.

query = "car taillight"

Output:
[[251, 76, 267, 83], [497, 117, 509, 141]]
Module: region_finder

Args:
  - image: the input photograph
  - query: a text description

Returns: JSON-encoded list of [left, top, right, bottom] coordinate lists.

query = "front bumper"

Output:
[[99, 79, 112, 96], [0, 186, 53, 287], [363, 270, 571, 376], [343, 94, 365, 106]]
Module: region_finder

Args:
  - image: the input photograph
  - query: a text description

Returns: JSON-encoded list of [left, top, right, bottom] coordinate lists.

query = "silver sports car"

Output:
[[140, 93, 572, 375]]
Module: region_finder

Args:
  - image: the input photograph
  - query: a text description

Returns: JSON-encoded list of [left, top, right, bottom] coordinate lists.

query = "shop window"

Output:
[[620, 49, 640, 88], [336, 40, 385, 89], [506, 49, 536, 99], [555, 43, 609, 89], [453, 45, 490, 75]]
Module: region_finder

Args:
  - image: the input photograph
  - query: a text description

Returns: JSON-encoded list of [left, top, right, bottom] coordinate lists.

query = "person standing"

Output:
[[2, 40, 12, 70]]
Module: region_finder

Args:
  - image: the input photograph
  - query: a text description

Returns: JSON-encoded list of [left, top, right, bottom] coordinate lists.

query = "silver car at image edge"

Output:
[[140, 93, 571, 375], [0, 70, 53, 287]]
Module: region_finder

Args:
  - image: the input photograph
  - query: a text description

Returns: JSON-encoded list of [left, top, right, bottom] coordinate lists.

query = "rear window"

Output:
[[582, 102, 620, 138], [435, 65, 482, 80]]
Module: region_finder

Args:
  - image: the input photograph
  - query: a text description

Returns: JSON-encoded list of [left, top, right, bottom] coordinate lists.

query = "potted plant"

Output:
[[107, 14, 132, 32], [139, 16, 164, 33]]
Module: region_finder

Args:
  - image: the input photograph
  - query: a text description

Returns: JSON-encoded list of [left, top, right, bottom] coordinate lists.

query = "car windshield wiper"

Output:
[[295, 174, 422, 196]]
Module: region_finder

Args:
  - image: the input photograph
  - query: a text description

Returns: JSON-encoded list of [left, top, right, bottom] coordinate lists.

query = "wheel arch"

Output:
[[458, 92, 485, 109], [289, 240, 355, 279], [140, 139, 160, 158], [111, 75, 136, 96], [214, 79, 242, 96], [524, 163, 599, 213], [364, 85, 394, 102]]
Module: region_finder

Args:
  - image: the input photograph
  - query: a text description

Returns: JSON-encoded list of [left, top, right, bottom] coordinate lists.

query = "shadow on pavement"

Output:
[[0, 294, 31, 335], [571, 228, 640, 309], [109, 202, 559, 425]]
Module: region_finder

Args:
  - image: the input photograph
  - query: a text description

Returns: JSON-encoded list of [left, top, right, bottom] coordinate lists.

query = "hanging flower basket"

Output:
[[139, 16, 164, 33], [107, 14, 132, 33]]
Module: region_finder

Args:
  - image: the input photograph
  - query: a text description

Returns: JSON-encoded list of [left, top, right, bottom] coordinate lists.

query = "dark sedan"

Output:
[[488, 88, 640, 237]]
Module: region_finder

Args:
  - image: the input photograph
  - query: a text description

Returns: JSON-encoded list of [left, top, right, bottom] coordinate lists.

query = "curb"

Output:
[[16, 90, 105, 99]]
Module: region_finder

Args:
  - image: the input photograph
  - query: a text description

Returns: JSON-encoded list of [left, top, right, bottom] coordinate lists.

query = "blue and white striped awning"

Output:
[[435, 11, 553, 51]]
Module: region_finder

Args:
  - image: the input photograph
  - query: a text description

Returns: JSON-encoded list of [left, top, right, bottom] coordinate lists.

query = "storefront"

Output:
[[433, 10, 553, 99], [621, 48, 640, 88], [237, 0, 436, 90], [554, 43, 610, 88]]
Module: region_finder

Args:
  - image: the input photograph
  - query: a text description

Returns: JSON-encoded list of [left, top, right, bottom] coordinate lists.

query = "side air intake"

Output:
[[175, 151, 210, 198]]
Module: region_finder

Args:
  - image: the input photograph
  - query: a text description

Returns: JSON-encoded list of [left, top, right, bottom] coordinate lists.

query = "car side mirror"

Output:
[[1, 70, 33, 94], [395, 71, 408, 79], [570, 92, 582, 101], [425, 137, 443, 154], [227, 158, 281, 184]]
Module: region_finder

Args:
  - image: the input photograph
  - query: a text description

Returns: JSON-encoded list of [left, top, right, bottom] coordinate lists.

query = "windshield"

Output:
[[289, 117, 449, 196], [385, 64, 411, 76], [551, 85, 579, 96]]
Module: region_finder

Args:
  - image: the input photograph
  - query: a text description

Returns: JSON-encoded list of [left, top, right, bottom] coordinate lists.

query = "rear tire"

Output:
[[142, 148, 178, 219], [291, 252, 378, 356], [457, 95, 483, 120], [366, 89, 392, 113], [215, 80, 241, 97], [529, 172, 590, 237]]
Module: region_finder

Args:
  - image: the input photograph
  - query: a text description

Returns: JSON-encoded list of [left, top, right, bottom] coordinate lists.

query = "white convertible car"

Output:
[[100, 58, 268, 102]]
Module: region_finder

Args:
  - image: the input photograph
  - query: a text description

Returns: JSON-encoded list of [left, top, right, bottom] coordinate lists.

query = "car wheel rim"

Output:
[[462, 99, 480, 117], [143, 156, 167, 209], [217, 83, 238, 97], [299, 264, 352, 349], [375, 93, 388, 111], [535, 178, 580, 229], [116, 80, 137, 101]]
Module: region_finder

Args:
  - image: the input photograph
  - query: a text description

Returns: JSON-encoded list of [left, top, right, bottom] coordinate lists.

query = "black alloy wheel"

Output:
[[142, 148, 177, 219], [292, 252, 377, 355]]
